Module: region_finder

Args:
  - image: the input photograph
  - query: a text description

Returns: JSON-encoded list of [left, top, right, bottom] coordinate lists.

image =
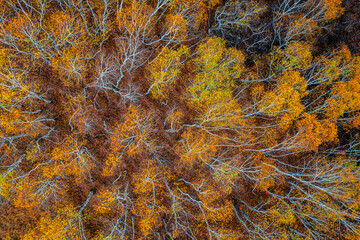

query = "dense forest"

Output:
[[0, 0, 360, 239]]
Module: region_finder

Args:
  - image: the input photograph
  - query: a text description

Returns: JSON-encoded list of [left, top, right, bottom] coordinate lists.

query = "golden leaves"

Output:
[[0, 170, 13, 199], [296, 113, 338, 152], [257, 160, 279, 192], [117, 1, 155, 38], [326, 74, 360, 120], [283, 42, 313, 70], [110, 105, 156, 157], [21, 205, 82, 240], [197, 98, 245, 130], [257, 70, 307, 127], [48, 135, 93, 183], [269, 202, 296, 226], [94, 187, 121, 215], [175, 128, 220, 166], [324, 0, 344, 20], [187, 37, 244, 110], [164, 13, 188, 42], [44, 11, 74, 38], [146, 46, 189, 100]]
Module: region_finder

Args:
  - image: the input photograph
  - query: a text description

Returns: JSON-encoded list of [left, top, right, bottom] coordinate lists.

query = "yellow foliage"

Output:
[[135, 201, 161, 237], [50, 40, 91, 86], [0, 170, 13, 199], [44, 10, 74, 38], [94, 186, 124, 215], [132, 160, 166, 237], [0, 64, 44, 138], [164, 13, 188, 42], [146, 46, 189, 100], [169, 0, 213, 31], [257, 160, 278, 191], [315, 44, 353, 84], [165, 108, 184, 132], [47, 135, 93, 183], [284, 42, 313, 70], [269, 203, 296, 226], [4, 12, 39, 40], [102, 153, 122, 177], [258, 70, 307, 125], [12, 179, 38, 210], [197, 98, 245, 130], [187, 37, 244, 109]]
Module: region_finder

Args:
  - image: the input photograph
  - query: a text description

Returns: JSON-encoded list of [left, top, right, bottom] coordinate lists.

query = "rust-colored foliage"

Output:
[[1, 0, 360, 239]]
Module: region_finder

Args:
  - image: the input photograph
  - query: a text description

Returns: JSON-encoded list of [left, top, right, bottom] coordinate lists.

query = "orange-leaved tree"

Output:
[[109, 105, 157, 158]]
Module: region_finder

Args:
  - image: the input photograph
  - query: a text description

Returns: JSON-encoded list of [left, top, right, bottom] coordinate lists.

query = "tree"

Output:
[[0, 52, 54, 166], [170, 0, 221, 38], [46, 135, 94, 185], [194, 98, 245, 131], [211, 0, 268, 52], [271, 0, 344, 48], [21, 205, 84, 240], [267, 42, 313, 74], [295, 113, 338, 152], [253, 70, 307, 132], [323, 0, 344, 21], [88, 50, 141, 106], [76, 0, 115, 46], [1, 0, 360, 238], [109, 105, 157, 158], [132, 158, 168, 237], [117, 0, 157, 43], [145, 46, 189, 100], [263, 156, 360, 239], [93, 182, 132, 239], [302, 45, 354, 117], [175, 128, 220, 167], [325, 74, 360, 121], [186, 37, 245, 110], [164, 107, 184, 133], [162, 13, 189, 43], [61, 93, 98, 134]]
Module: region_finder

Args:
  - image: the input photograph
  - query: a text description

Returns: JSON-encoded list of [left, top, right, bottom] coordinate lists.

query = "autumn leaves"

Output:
[[1, 0, 360, 239]]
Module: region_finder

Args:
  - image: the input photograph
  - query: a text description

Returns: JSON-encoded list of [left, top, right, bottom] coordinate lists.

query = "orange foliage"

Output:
[[110, 105, 156, 157], [326, 74, 360, 120], [324, 0, 344, 20], [117, 1, 155, 39], [46, 135, 93, 184], [1, 0, 360, 239], [164, 13, 188, 42], [169, 0, 221, 32], [175, 128, 220, 166], [21, 206, 82, 240], [296, 113, 338, 152]]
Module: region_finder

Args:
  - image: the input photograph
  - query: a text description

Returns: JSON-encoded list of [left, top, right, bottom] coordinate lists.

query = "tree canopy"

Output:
[[1, 0, 360, 239]]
